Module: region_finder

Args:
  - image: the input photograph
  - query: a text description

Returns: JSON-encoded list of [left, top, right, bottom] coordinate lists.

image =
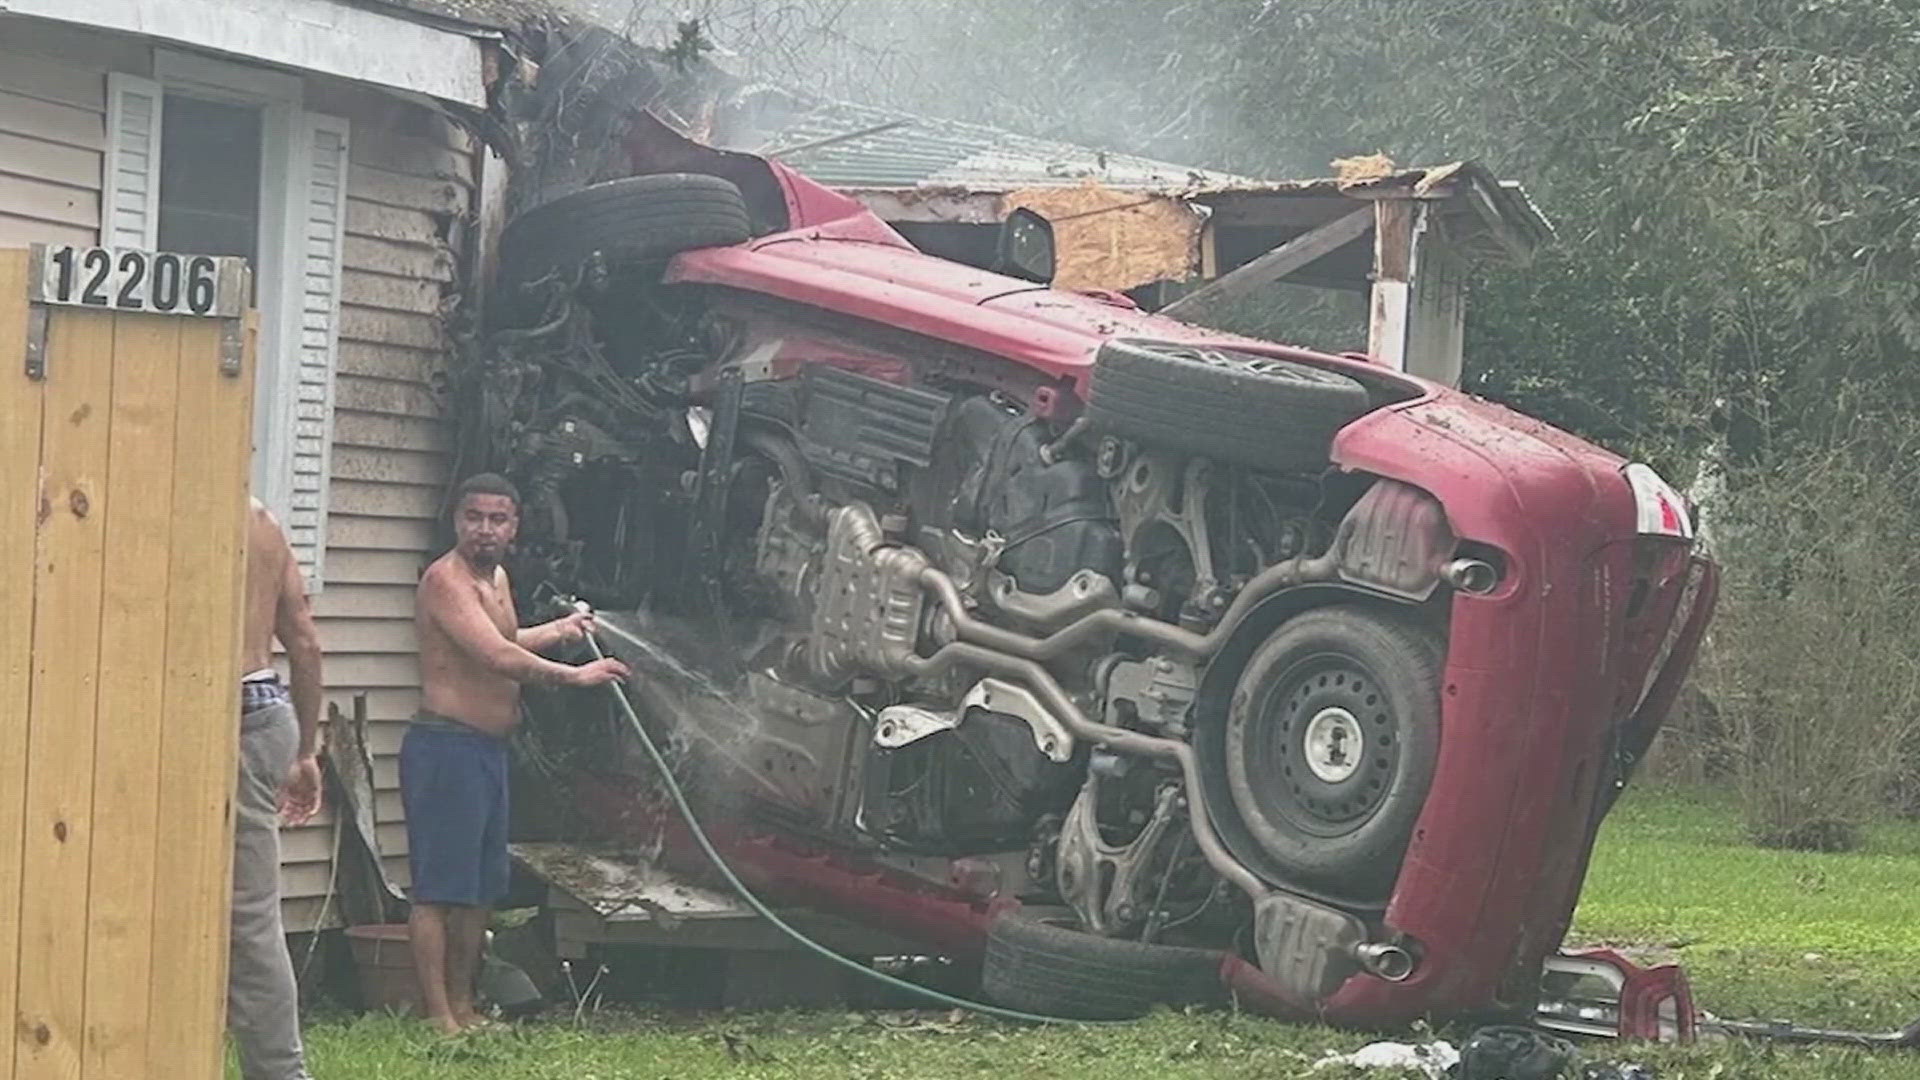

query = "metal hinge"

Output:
[[219, 316, 243, 378], [23, 305, 49, 381]]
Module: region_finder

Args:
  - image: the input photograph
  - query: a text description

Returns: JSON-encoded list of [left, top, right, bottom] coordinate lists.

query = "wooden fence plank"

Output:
[[0, 248, 42, 1080], [144, 315, 253, 1078], [82, 313, 181, 1077], [13, 307, 116, 1080]]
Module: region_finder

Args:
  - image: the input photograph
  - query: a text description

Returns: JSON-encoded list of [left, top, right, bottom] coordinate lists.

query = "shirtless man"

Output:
[[234, 498, 324, 1080], [406, 472, 629, 1034]]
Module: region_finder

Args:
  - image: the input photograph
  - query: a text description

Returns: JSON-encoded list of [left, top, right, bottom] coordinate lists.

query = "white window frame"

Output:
[[153, 52, 306, 535], [105, 51, 347, 590]]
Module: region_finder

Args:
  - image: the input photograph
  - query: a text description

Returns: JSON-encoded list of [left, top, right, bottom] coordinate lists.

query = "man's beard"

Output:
[[461, 544, 502, 572]]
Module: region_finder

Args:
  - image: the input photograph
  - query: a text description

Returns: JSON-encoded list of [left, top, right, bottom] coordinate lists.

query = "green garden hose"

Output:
[[583, 629, 1108, 1026]]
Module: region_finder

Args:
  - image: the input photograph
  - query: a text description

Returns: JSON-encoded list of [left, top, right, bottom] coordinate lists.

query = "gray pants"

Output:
[[230, 701, 312, 1080]]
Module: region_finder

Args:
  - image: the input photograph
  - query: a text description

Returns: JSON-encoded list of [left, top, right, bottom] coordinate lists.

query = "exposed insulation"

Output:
[[1003, 181, 1204, 293]]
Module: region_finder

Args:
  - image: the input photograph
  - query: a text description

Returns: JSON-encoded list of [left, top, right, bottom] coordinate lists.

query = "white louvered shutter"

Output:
[[288, 111, 350, 592], [102, 74, 163, 249]]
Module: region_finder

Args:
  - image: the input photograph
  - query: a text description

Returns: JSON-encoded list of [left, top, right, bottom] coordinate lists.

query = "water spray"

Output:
[[565, 599, 1113, 1025]]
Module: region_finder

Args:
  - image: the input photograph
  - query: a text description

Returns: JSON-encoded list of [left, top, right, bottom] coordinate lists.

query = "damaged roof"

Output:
[[721, 94, 1250, 192], [720, 92, 1552, 256], [356, 0, 563, 33]]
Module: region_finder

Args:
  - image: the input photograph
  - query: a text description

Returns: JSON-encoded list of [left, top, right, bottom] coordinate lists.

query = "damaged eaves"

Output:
[[459, 14, 1550, 274], [841, 162, 1552, 272], [713, 90, 1551, 267], [729, 93, 1245, 191], [356, 0, 555, 34]]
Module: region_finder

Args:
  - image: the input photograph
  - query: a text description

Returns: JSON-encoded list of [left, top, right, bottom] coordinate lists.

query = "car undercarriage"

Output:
[[459, 144, 1716, 1026]]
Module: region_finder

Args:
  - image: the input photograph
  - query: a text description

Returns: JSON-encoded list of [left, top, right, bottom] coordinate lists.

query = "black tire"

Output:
[[980, 911, 1227, 1020], [1223, 605, 1442, 900], [1086, 339, 1370, 472], [498, 174, 752, 295]]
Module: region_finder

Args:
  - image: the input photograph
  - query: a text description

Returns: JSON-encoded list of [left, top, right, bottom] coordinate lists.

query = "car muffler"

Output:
[[1444, 557, 1500, 595], [1253, 892, 1420, 1000], [1354, 941, 1417, 982]]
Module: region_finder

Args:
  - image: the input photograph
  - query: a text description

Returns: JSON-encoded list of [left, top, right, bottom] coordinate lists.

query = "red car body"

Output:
[[563, 125, 1718, 1026]]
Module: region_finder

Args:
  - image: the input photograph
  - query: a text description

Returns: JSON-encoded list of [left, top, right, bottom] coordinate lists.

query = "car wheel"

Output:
[[1223, 605, 1442, 900], [498, 173, 752, 298], [980, 910, 1227, 1020], [1085, 339, 1371, 473]]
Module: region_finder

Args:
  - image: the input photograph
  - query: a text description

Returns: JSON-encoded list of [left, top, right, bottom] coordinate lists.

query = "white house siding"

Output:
[[0, 23, 128, 247], [288, 78, 470, 930], [0, 14, 474, 931]]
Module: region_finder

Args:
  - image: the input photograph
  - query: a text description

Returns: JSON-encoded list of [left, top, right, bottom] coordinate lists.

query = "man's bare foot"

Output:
[[427, 1013, 462, 1037], [456, 1010, 496, 1031]]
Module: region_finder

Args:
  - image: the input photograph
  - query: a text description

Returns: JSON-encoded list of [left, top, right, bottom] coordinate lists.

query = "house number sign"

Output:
[[28, 243, 247, 318]]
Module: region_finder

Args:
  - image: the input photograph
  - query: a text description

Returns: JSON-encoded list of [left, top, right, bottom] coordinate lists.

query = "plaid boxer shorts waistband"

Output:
[[241, 677, 291, 714]]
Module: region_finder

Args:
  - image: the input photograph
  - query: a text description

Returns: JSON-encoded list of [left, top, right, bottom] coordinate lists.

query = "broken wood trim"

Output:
[[1373, 199, 1418, 284], [1160, 206, 1373, 317], [1367, 200, 1422, 372], [844, 188, 1008, 224]]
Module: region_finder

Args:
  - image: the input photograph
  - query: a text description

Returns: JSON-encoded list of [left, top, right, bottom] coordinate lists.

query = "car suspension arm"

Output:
[[901, 636, 1269, 902], [901, 559, 1346, 901]]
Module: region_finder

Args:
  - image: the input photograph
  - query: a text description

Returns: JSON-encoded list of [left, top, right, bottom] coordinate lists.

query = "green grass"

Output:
[[284, 786, 1920, 1078], [1571, 785, 1920, 1030]]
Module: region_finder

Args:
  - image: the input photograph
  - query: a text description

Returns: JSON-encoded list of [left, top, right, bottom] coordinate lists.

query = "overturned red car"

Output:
[[475, 118, 1717, 1027]]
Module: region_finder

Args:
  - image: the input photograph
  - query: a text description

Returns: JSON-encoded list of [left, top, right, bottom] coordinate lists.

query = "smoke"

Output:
[[566, 0, 1280, 178]]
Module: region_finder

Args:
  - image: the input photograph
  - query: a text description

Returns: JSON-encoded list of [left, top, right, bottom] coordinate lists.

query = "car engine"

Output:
[[463, 276, 1430, 952]]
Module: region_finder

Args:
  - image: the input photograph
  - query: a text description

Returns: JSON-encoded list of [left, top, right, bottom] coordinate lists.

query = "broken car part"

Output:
[[577, 617, 1109, 1026], [476, 134, 1717, 1029]]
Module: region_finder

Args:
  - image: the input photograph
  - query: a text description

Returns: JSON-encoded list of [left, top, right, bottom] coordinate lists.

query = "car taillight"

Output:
[[1624, 463, 1693, 539]]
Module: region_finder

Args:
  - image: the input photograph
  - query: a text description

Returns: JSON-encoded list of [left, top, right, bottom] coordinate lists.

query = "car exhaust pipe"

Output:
[[1443, 557, 1499, 596], [1354, 942, 1417, 982]]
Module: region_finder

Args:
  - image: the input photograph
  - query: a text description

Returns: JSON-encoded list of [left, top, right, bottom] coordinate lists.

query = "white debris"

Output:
[[1312, 1040, 1461, 1078]]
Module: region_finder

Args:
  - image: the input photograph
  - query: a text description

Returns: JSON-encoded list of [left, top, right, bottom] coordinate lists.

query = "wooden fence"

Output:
[[0, 247, 254, 1079]]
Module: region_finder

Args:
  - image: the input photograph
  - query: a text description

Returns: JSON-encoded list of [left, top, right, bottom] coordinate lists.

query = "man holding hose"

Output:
[[407, 472, 629, 1033]]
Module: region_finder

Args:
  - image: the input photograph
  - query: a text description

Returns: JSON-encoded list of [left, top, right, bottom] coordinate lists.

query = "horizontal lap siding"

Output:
[[284, 85, 470, 930], [0, 30, 471, 932], [0, 41, 106, 247]]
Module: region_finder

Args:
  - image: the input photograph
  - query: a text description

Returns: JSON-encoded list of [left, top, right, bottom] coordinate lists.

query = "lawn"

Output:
[[283, 786, 1920, 1079]]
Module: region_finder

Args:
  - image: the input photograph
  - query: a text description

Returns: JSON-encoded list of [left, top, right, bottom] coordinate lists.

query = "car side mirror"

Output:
[[993, 208, 1056, 285]]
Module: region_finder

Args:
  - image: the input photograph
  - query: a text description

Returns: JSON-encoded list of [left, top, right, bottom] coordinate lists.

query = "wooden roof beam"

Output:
[[1158, 206, 1373, 319]]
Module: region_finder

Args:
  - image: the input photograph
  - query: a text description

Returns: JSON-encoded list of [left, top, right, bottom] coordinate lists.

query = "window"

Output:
[[104, 58, 349, 590], [157, 96, 264, 274]]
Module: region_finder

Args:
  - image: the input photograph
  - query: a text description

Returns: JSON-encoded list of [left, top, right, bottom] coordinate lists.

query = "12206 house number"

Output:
[[29, 244, 247, 318]]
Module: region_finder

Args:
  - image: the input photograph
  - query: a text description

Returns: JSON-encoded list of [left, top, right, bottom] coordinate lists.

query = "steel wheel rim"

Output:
[[1242, 653, 1400, 839]]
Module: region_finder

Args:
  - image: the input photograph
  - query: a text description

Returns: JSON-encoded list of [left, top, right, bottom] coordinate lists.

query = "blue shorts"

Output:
[[399, 713, 510, 907]]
